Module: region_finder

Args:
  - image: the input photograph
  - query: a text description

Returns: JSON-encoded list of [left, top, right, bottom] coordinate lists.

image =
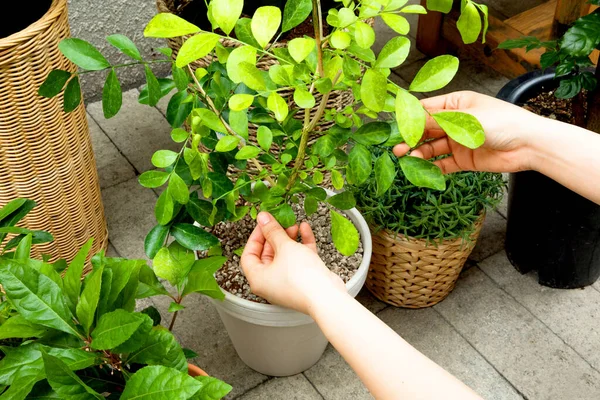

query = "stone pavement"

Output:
[[85, 4, 600, 399]]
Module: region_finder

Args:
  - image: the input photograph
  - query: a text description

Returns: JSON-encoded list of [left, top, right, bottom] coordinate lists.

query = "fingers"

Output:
[[393, 132, 448, 158], [257, 212, 293, 250], [286, 225, 299, 241], [241, 225, 266, 275], [412, 138, 451, 160], [420, 91, 475, 112], [434, 156, 463, 174], [299, 222, 318, 254]]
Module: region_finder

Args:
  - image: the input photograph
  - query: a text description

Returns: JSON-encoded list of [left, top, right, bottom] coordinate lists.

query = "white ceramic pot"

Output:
[[210, 197, 372, 377]]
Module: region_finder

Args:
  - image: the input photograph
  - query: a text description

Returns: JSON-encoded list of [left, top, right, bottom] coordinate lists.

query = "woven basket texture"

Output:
[[0, 0, 108, 269], [366, 216, 484, 309]]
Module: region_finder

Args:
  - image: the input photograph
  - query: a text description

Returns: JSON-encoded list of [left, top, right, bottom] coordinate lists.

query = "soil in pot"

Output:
[[523, 90, 588, 125], [203, 201, 364, 304], [0, 0, 52, 38]]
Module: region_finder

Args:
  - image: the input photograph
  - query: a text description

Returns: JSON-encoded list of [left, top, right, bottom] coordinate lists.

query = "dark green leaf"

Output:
[[172, 223, 220, 251], [42, 352, 102, 400], [139, 170, 170, 188], [426, 0, 452, 13], [0, 315, 48, 340], [169, 172, 190, 205], [58, 38, 110, 71], [76, 265, 104, 335], [208, 172, 234, 198], [63, 238, 93, 315], [167, 91, 194, 128], [497, 36, 541, 50], [141, 306, 162, 326], [127, 328, 187, 372], [375, 153, 396, 196], [139, 78, 177, 105], [330, 210, 359, 256], [282, 0, 312, 32], [560, 12, 600, 57], [352, 122, 391, 146], [347, 144, 372, 185], [271, 204, 296, 228], [145, 224, 170, 259], [106, 34, 142, 60], [182, 257, 227, 298], [400, 156, 446, 191], [90, 309, 145, 350], [186, 198, 214, 227], [555, 76, 582, 99], [63, 77, 82, 113], [304, 197, 318, 216], [122, 366, 201, 399], [144, 65, 161, 107], [102, 69, 122, 119], [38, 70, 71, 98], [327, 192, 356, 210], [235, 18, 262, 48]]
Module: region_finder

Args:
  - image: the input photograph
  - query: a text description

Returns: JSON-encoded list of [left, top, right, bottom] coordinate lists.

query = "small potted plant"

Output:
[[0, 237, 232, 398], [40, 0, 488, 375], [497, 7, 600, 288], [351, 147, 505, 308]]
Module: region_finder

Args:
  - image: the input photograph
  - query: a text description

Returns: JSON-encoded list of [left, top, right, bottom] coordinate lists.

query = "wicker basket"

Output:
[[0, 0, 108, 269], [366, 217, 485, 308]]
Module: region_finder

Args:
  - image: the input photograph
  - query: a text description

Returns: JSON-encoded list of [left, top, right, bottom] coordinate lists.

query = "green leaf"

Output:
[[235, 18, 262, 48], [401, 4, 427, 13], [169, 302, 186, 312], [15, 234, 32, 260], [0, 315, 48, 340], [381, 13, 409, 35], [168, 172, 190, 204], [400, 156, 446, 190], [432, 112, 485, 149], [38, 70, 71, 98], [238, 62, 266, 91], [288, 38, 315, 63], [176, 33, 220, 68], [173, 64, 190, 91], [235, 146, 261, 160], [457, 1, 482, 44], [106, 34, 142, 60], [215, 135, 241, 152], [42, 352, 102, 400], [102, 69, 122, 119], [395, 88, 426, 147], [304, 197, 318, 216], [331, 170, 344, 190], [337, 8, 358, 27], [139, 78, 176, 105], [327, 192, 356, 210], [171, 128, 189, 143], [426, 0, 452, 13], [0, 260, 78, 337], [330, 210, 359, 256], [127, 328, 186, 371], [212, 0, 244, 35], [361, 69, 387, 112], [257, 126, 273, 151], [409, 55, 459, 92], [113, 313, 154, 354], [282, 0, 312, 32], [144, 65, 161, 107], [230, 110, 249, 140], [331, 31, 352, 49], [475, 3, 489, 42], [187, 198, 215, 227], [172, 223, 220, 251], [229, 94, 255, 111], [58, 38, 110, 71], [375, 36, 410, 69], [375, 153, 396, 196], [195, 108, 227, 132], [348, 144, 372, 185], [271, 204, 296, 228], [192, 376, 233, 400], [154, 242, 195, 287], [62, 238, 93, 315], [138, 265, 169, 299], [144, 13, 201, 38], [139, 170, 170, 188], [207, 172, 234, 198], [121, 366, 202, 400], [152, 150, 179, 168], [182, 257, 227, 298], [561, 12, 600, 57], [168, 91, 194, 128], [354, 20, 376, 49], [252, 6, 282, 48], [294, 87, 316, 109], [91, 310, 145, 350], [155, 190, 175, 225], [267, 92, 289, 122], [76, 265, 104, 335], [227, 46, 257, 84], [352, 122, 391, 146], [63, 77, 81, 113], [145, 224, 170, 259]]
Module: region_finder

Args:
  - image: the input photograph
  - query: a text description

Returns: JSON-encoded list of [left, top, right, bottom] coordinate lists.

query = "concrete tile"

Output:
[[469, 211, 506, 263], [105, 242, 120, 257], [156, 91, 173, 117], [88, 113, 135, 189], [378, 307, 522, 400], [355, 288, 387, 314], [480, 251, 600, 371], [87, 89, 177, 173], [101, 177, 158, 261], [435, 267, 600, 399], [151, 294, 268, 399], [304, 345, 373, 400], [238, 374, 322, 400]]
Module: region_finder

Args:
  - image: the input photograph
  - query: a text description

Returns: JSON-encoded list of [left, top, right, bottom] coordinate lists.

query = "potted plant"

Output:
[[40, 0, 488, 375], [351, 147, 504, 308], [497, 6, 600, 288], [0, 237, 232, 398]]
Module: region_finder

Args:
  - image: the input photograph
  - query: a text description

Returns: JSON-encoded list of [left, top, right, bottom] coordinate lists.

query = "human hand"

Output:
[[240, 212, 346, 315], [393, 91, 545, 174]]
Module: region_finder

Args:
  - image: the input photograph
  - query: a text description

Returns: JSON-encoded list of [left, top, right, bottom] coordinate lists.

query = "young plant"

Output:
[[40, 0, 487, 267], [499, 4, 600, 131], [0, 198, 52, 258], [0, 240, 232, 399]]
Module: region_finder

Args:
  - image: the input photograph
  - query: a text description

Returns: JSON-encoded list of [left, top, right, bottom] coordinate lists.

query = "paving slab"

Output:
[[378, 306, 522, 400], [87, 113, 135, 189], [237, 374, 323, 400], [150, 294, 268, 399], [469, 210, 506, 263], [480, 251, 600, 371], [105, 242, 120, 258], [435, 267, 600, 399], [87, 89, 177, 173], [101, 177, 158, 261], [355, 287, 388, 314]]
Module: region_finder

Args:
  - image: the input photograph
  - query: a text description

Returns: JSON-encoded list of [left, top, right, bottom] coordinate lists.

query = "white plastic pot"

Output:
[[210, 199, 372, 377]]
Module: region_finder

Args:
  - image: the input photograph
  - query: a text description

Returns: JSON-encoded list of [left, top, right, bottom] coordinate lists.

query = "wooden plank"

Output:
[[415, 0, 448, 57], [504, 0, 557, 40]]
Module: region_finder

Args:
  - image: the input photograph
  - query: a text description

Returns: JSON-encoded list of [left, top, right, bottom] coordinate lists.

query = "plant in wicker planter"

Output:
[[352, 151, 504, 308], [0, 239, 232, 398]]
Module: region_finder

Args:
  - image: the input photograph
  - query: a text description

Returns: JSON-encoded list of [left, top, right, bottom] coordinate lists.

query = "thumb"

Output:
[[257, 212, 292, 250]]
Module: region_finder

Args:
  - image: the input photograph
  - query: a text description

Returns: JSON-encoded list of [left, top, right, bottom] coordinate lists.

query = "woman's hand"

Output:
[[240, 212, 346, 315], [393, 91, 545, 174]]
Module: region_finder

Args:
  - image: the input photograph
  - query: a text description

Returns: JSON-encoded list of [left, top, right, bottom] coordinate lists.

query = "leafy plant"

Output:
[[0, 240, 232, 399], [0, 198, 52, 258], [498, 4, 600, 131], [40, 1, 488, 264], [352, 149, 505, 242]]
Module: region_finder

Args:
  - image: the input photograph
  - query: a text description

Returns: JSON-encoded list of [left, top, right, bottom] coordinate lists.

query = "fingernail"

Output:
[[257, 212, 270, 226]]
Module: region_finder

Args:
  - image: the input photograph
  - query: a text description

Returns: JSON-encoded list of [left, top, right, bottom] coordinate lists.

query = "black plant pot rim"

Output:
[[496, 69, 558, 105]]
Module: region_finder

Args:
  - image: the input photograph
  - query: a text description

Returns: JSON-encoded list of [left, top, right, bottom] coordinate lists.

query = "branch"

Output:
[[312, 0, 324, 77]]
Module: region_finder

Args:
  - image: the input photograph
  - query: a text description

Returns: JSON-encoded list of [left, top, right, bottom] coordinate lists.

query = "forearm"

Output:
[[528, 118, 600, 205], [307, 290, 481, 400]]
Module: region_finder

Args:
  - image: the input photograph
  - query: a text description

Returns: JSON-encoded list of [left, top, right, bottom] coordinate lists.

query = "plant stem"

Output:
[[168, 311, 179, 331], [312, 0, 324, 77]]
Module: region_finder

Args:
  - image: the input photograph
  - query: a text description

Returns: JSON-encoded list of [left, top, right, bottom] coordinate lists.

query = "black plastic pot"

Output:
[[0, 0, 52, 38], [497, 70, 600, 288]]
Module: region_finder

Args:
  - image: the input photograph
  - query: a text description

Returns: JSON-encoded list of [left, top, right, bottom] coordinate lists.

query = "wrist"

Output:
[[305, 284, 351, 320]]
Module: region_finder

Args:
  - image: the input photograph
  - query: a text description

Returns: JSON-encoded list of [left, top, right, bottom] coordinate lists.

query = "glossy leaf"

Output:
[[330, 210, 359, 256], [348, 144, 372, 185], [90, 310, 145, 350], [235, 18, 262, 48], [155, 190, 175, 225], [144, 65, 161, 107], [352, 122, 391, 146], [354, 20, 376, 49], [257, 126, 273, 151], [106, 34, 142, 60], [144, 13, 201, 38], [432, 112, 485, 149], [152, 150, 179, 168], [58, 38, 110, 71], [409, 55, 459, 92], [168, 172, 190, 204], [63, 77, 82, 113], [176, 33, 220, 68], [327, 192, 356, 210], [426, 0, 452, 13], [182, 257, 227, 298], [229, 94, 254, 111], [172, 223, 219, 251], [561, 12, 600, 57], [76, 265, 104, 335], [400, 156, 446, 191], [375, 153, 396, 196], [288, 38, 315, 63], [331, 31, 352, 49], [38, 70, 71, 98], [268, 92, 289, 122], [42, 352, 102, 400], [395, 88, 426, 147], [282, 0, 312, 32], [139, 170, 170, 188], [381, 13, 409, 35], [215, 135, 241, 152], [375, 36, 410, 69], [102, 69, 122, 119], [294, 87, 316, 109], [212, 0, 244, 35], [227, 46, 257, 84], [456, 1, 482, 44], [238, 62, 266, 91], [145, 224, 170, 259], [235, 146, 262, 160], [252, 6, 282, 48], [121, 366, 201, 400], [361, 69, 387, 112]]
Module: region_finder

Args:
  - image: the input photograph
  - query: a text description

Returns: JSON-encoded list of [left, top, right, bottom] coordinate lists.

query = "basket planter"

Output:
[[207, 193, 372, 376], [366, 217, 484, 308], [0, 0, 108, 266]]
